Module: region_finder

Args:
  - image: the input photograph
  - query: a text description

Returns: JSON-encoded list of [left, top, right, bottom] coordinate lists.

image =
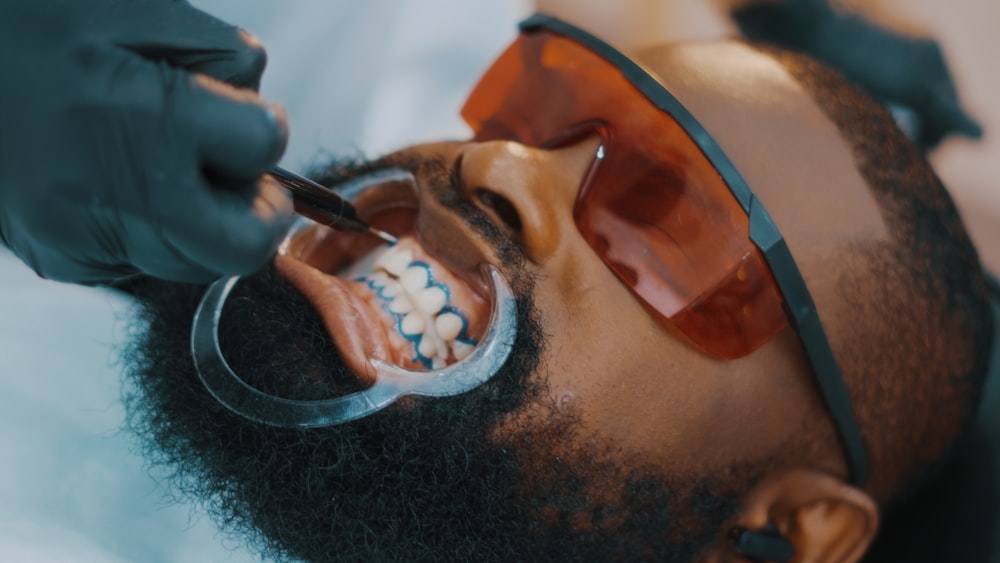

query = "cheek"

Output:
[[528, 254, 719, 469], [526, 250, 812, 476]]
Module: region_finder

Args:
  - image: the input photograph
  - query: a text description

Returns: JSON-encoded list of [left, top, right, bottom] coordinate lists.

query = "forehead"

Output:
[[633, 41, 887, 252]]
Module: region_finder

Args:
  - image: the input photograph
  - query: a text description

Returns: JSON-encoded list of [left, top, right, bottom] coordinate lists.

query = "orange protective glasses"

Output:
[[462, 20, 785, 360], [461, 14, 868, 486]]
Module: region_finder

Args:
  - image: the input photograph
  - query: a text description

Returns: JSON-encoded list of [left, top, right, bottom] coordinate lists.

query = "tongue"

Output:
[[274, 254, 393, 385], [274, 236, 492, 385]]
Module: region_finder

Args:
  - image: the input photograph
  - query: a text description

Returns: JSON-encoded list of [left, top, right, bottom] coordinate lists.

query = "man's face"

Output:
[[275, 41, 888, 479], [127, 40, 892, 560]]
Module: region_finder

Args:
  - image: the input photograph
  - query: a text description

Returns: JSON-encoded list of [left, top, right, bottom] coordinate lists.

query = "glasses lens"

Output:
[[462, 31, 787, 358]]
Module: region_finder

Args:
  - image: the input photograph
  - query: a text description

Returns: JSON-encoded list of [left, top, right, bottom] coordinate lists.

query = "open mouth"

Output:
[[274, 172, 493, 383], [190, 167, 517, 427]]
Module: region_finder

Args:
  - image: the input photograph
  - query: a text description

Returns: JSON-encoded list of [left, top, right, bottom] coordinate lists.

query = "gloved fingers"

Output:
[[158, 173, 294, 277], [54, 245, 219, 285], [0, 190, 132, 284], [183, 73, 289, 186], [916, 95, 984, 150], [929, 97, 984, 140], [100, 54, 292, 264], [24, 46, 290, 282], [106, 0, 268, 89], [1, 194, 221, 284], [37, 257, 144, 286], [5, 231, 141, 285], [951, 110, 984, 139], [898, 39, 982, 141], [68, 202, 235, 284], [926, 84, 984, 140], [126, 233, 227, 284], [74, 40, 285, 181]]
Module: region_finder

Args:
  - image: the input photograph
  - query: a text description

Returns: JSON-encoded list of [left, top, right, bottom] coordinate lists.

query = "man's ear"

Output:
[[704, 468, 879, 563]]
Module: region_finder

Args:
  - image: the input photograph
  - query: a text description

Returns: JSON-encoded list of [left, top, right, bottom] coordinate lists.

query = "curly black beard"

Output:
[[119, 157, 742, 563]]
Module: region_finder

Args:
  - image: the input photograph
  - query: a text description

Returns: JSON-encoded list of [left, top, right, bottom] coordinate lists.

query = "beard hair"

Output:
[[119, 157, 741, 562]]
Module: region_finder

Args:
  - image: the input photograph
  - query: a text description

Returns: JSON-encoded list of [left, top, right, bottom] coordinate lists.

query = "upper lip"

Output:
[[350, 160, 499, 299]]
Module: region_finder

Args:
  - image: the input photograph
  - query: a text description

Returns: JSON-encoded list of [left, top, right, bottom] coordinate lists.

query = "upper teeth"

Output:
[[377, 248, 412, 277], [360, 245, 475, 369], [400, 266, 429, 293]]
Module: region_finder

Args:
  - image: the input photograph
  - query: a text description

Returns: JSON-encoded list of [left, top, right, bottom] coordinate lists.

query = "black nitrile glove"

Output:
[[732, 0, 983, 151], [0, 0, 295, 284]]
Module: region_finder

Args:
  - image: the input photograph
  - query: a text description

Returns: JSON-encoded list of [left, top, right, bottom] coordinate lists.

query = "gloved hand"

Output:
[[0, 0, 295, 284], [732, 0, 983, 151]]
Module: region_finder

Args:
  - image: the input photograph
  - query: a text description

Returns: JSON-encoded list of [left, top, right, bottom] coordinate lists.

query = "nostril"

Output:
[[474, 188, 523, 233]]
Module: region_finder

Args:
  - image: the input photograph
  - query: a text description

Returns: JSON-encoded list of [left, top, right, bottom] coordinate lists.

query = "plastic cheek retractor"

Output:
[[190, 263, 517, 428]]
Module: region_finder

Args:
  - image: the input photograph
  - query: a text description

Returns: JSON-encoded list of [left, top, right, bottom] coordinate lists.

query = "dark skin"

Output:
[[125, 158, 744, 562], [278, 41, 885, 558], [122, 41, 994, 561]]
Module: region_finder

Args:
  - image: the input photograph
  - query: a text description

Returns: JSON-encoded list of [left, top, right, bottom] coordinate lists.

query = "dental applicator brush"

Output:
[[269, 166, 398, 244]]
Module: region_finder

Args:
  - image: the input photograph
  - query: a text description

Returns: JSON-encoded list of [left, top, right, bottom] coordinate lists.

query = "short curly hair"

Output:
[[759, 44, 995, 506]]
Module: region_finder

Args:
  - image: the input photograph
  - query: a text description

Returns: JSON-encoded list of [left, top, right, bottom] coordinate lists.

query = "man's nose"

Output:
[[457, 137, 601, 261]]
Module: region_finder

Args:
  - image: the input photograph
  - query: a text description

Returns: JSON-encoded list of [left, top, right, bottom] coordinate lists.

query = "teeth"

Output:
[[415, 286, 447, 315], [400, 265, 430, 294], [434, 312, 463, 341], [417, 335, 437, 358], [388, 294, 414, 314], [452, 340, 474, 361], [368, 272, 390, 288], [377, 247, 412, 277], [380, 280, 401, 298], [400, 312, 425, 335], [360, 243, 479, 368]]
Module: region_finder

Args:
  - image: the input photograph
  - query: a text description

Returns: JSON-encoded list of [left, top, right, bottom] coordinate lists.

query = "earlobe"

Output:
[[714, 469, 879, 563]]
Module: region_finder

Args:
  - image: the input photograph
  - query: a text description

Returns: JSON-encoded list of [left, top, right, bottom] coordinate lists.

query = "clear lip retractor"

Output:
[[189, 171, 518, 428]]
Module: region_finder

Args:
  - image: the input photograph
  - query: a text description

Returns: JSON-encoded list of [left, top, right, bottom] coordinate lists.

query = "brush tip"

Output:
[[369, 227, 398, 245]]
